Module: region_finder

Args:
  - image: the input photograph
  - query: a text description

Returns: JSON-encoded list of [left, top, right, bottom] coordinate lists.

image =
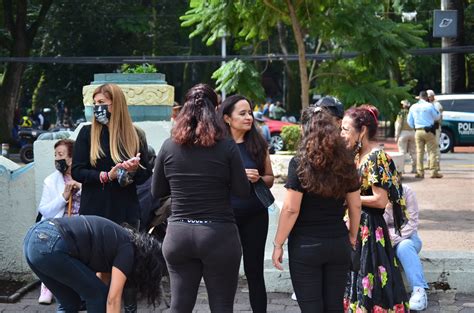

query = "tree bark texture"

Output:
[[285, 0, 309, 109], [0, 0, 53, 143]]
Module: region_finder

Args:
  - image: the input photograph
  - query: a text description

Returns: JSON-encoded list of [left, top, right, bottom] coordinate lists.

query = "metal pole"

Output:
[[221, 36, 227, 100], [441, 0, 451, 94]]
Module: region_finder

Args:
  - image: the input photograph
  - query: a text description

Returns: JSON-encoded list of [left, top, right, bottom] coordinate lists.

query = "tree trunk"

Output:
[[0, 0, 53, 142], [285, 0, 309, 109], [0, 62, 26, 143]]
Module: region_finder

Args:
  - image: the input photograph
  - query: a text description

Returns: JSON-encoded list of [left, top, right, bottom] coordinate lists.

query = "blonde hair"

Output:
[[90, 84, 140, 166]]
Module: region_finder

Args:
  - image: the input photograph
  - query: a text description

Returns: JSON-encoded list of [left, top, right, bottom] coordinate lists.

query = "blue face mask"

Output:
[[93, 105, 111, 125]]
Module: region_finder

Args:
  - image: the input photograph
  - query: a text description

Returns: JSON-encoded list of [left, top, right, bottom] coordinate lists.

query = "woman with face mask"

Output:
[[72, 84, 151, 313], [36, 139, 81, 305], [72, 83, 151, 228]]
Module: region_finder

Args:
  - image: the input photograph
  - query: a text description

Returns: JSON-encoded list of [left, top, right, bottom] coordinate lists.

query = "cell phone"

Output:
[[129, 156, 140, 162]]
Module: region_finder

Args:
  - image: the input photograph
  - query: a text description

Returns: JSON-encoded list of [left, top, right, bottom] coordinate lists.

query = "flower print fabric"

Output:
[[344, 149, 409, 312]]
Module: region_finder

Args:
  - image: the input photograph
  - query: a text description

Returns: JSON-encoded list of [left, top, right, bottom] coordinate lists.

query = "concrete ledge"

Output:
[[261, 250, 474, 293], [421, 251, 474, 293]]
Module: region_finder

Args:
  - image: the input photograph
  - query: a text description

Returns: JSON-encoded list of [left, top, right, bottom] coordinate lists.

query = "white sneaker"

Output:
[[409, 286, 427, 311], [291, 292, 297, 301], [38, 283, 54, 305]]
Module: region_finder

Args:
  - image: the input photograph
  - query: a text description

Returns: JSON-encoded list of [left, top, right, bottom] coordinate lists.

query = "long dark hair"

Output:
[[172, 83, 224, 147], [128, 230, 165, 307], [220, 95, 268, 174], [297, 107, 359, 199]]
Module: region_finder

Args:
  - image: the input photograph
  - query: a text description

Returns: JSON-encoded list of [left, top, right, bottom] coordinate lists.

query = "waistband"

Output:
[[175, 218, 214, 224]]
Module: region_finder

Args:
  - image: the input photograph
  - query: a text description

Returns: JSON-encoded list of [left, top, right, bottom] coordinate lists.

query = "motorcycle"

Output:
[[17, 128, 48, 163]]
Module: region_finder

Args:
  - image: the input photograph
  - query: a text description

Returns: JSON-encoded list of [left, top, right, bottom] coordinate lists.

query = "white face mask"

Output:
[[93, 105, 111, 125]]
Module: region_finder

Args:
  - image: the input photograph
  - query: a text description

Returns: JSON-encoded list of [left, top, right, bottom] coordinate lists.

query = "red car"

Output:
[[264, 117, 295, 151]]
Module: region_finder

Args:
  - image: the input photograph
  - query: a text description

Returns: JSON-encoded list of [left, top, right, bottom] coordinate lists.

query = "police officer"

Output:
[[407, 91, 442, 178], [426, 90, 443, 168], [395, 100, 416, 174]]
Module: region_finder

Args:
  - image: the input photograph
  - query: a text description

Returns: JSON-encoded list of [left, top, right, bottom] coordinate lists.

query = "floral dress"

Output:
[[345, 149, 409, 312]]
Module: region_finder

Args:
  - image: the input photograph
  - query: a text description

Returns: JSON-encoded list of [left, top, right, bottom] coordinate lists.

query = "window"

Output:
[[451, 99, 474, 113], [438, 100, 454, 111]]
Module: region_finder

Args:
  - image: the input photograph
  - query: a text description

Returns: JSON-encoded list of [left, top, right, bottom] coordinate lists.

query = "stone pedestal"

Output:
[[82, 73, 174, 122]]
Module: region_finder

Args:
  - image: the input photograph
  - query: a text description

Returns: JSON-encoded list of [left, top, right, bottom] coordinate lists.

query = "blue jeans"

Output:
[[394, 231, 429, 290], [23, 220, 108, 313]]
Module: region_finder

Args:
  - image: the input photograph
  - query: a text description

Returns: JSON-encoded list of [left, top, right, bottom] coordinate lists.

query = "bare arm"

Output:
[[246, 153, 274, 187], [272, 189, 303, 270], [106, 267, 127, 313], [346, 190, 362, 247], [261, 153, 274, 188], [361, 184, 388, 209]]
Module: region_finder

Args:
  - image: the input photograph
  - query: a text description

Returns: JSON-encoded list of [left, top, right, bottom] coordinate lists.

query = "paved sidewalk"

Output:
[[1, 280, 474, 312]]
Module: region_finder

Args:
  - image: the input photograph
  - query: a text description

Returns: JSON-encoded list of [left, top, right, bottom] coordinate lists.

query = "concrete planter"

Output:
[[82, 73, 174, 122]]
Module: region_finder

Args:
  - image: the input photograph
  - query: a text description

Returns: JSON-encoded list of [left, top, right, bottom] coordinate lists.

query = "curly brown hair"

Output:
[[172, 84, 224, 147], [297, 107, 360, 199]]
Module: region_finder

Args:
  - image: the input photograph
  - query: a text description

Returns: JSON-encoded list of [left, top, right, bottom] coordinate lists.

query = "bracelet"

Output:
[[100, 171, 109, 184], [273, 241, 284, 248]]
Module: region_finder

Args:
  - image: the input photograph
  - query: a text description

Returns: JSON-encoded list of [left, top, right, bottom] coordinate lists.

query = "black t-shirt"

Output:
[[54, 215, 134, 277], [285, 157, 356, 237], [152, 138, 250, 223]]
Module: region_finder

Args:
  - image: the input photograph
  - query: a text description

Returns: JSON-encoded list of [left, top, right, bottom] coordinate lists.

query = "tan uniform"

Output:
[[395, 109, 416, 173], [426, 101, 443, 168]]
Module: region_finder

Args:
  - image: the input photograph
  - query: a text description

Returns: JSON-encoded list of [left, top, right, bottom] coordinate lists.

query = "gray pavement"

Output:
[[1, 279, 474, 312], [1, 151, 473, 312]]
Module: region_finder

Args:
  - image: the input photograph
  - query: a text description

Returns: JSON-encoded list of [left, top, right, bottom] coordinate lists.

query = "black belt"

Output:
[[415, 128, 427, 131]]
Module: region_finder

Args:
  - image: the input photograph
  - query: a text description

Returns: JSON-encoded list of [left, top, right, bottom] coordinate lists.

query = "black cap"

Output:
[[313, 96, 344, 119]]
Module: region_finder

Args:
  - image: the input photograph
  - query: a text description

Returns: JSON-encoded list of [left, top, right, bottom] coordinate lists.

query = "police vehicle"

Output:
[[435, 94, 474, 153]]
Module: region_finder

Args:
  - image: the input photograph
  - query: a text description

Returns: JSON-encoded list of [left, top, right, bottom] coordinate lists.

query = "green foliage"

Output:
[[181, 0, 427, 115], [313, 60, 416, 120], [280, 125, 300, 151], [120, 64, 158, 74], [212, 59, 265, 102]]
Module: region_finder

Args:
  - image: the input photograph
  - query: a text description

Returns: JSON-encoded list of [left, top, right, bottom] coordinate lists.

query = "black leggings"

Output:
[[288, 234, 351, 313], [162, 222, 242, 313], [235, 211, 269, 313]]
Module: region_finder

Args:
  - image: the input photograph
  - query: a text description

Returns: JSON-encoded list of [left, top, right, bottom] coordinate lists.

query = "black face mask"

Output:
[[55, 159, 69, 174], [93, 105, 111, 125]]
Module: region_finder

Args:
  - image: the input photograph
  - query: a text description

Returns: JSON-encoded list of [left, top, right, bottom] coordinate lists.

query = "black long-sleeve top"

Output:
[[152, 137, 250, 223], [72, 125, 151, 226]]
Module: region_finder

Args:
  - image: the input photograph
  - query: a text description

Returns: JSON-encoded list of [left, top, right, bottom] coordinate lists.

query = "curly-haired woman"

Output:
[[272, 107, 361, 312], [341, 105, 409, 312], [152, 84, 250, 313]]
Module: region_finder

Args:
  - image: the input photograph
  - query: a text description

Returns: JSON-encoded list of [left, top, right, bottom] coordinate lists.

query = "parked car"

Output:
[[264, 117, 295, 151], [435, 94, 474, 153]]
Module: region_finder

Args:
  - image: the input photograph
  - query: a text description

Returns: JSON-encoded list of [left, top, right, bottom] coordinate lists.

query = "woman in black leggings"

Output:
[[152, 84, 250, 313], [272, 107, 361, 312], [220, 95, 274, 312]]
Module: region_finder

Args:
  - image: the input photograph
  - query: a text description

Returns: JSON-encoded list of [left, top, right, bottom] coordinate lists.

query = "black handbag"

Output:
[[253, 178, 275, 209]]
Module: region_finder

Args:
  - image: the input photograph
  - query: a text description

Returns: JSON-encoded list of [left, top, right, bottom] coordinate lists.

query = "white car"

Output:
[[435, 94, 474, 153]]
